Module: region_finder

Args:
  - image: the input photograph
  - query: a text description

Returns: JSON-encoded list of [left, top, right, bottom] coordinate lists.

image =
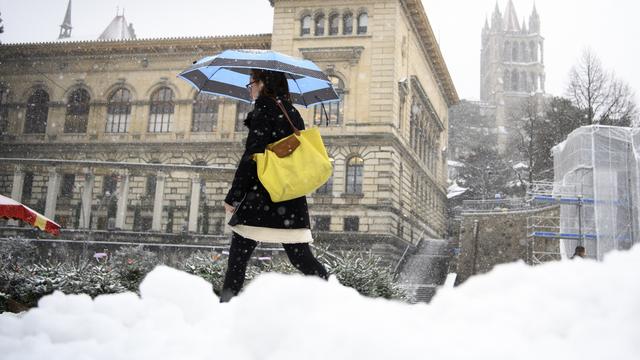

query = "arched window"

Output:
[[345, 156, 364, 194], [503, 41, 511, 61], [192, 93, 219, 132], [357, 12, 368, 34], [530, 42, 538, 62], [301, 15, 312, 36], [511, 70, 519, 91], [521, 71, 528, 92], [0, 87, 8, 135], [316, 166, 333, 195], [504, 70, 511, 90], [512, 44, 519, 62], [148, 87, 174, 133], [106, 88, 131, 133], [64, 88, 90, 133], [343, 13, 353, 35], [315, 13, 325, 36], [314, 76, 344, 126], [329, 13, 340, 35], [521, 42, 528, 62], [235, 101, 252, 132], [24, 89, 49, 134]]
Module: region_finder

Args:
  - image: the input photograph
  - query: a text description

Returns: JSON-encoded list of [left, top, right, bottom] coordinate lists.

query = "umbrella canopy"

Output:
[[0, 194, 61, 236], [178, 49, 340, 107]]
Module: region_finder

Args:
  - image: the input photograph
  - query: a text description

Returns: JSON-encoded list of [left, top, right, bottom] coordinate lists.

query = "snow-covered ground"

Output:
[[1, 246, 639, 360]]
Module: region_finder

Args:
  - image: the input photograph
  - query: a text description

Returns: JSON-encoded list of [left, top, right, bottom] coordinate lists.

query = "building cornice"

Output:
[[399, 0, 459, 107], [0, 34, 272, 58]]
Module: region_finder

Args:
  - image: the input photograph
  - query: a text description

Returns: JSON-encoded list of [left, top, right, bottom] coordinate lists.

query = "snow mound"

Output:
[[2, 246, 640, 360]]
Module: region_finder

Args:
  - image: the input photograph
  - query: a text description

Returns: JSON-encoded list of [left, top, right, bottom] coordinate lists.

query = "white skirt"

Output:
[[225, 211, 314, 244]]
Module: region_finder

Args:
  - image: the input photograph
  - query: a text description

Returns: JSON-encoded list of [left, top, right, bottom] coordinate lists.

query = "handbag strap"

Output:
[[271, 97, 301, 136]]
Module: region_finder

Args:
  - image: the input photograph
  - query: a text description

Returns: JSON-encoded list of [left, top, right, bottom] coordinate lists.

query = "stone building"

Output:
[[0, 0, 458, 264]]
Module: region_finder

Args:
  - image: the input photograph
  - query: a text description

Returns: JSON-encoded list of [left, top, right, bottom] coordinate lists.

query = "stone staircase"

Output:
[[397, 238, 451, 303]]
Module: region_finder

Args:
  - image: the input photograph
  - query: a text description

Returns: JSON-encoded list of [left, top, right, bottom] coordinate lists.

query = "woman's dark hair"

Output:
[[251, 69, 291, 102]]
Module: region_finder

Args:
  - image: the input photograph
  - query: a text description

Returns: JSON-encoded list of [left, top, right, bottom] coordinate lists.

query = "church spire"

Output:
[[491, 1, 503, 30], [58, 0, 72, 39], [503, 0, 520, 32], [529, 3, 541, 33]]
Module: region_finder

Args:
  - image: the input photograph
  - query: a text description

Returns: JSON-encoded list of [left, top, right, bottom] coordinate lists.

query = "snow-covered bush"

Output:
[[109, 245, 160, 292], [182, 251, 226, 295], [324, 251, 406, 300], [0, 239, 38, 272], [0, 263, 126, 312]]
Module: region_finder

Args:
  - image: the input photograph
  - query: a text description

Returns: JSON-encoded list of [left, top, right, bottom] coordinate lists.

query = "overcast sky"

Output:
[[0, 0, 638, 102]]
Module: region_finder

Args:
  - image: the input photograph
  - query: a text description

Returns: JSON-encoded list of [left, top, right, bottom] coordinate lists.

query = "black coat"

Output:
[[225, 95, 311, 229]]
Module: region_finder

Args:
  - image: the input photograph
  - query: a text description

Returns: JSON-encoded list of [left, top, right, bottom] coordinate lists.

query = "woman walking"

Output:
[[220, 69, 329, 302]]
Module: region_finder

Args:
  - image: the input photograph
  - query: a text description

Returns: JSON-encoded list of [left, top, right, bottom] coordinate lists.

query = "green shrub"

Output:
[[109, 245, 160, 292], [182, 251, 227, 295]]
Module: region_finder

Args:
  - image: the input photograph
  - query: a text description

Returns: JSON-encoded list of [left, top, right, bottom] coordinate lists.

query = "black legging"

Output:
[[220, 232, 329, 302]]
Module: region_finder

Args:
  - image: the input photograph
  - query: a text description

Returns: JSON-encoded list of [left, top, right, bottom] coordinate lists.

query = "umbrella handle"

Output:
[[272, 97, 301, 136]]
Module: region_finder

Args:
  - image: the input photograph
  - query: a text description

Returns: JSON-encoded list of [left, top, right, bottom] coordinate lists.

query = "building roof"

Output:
[[98, 14, 136, 41], [400, 0, 459, 106], [0, 34, 272, 58]]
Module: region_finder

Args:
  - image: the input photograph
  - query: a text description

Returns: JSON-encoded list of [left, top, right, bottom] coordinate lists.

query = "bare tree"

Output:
[[567, 49, 638, 126]]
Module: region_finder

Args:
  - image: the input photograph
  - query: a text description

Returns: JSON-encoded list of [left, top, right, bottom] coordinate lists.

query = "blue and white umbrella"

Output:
[[178, 49, 340, 107]]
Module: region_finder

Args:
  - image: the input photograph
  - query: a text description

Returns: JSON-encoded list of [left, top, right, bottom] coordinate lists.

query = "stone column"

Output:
[[8, 165, 25, 226], [44, 168, 61, 220], [152, 171, 166, 231], [115, 169, 130, 230], [188, 176, 201, 233], [79, 170, 95, 229]]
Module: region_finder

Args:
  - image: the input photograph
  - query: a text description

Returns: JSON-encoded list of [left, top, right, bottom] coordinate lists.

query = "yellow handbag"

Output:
[[253, 98, 333, 203]]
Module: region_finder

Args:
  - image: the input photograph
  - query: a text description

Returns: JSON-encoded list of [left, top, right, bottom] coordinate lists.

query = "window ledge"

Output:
[[341, 193, 364, 198]]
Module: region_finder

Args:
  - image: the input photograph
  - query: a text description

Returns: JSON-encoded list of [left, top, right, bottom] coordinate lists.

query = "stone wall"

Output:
[[454, 205, 559, 285]]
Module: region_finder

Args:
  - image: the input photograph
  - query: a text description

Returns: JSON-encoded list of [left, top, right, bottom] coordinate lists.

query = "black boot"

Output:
[[219, 288, 236, 303]]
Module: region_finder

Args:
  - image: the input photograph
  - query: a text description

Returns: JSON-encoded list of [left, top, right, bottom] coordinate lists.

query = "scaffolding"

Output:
[[527, 126, 640, 263], [526, 181, 597, 264]]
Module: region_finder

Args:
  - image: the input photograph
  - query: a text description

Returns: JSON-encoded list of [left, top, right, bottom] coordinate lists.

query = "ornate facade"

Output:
[[0, 0, 457, 262]]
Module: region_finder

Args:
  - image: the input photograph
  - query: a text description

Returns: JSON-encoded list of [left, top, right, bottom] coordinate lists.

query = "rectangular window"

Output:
[[344, 216, 359, 232], [61, 174, 75, 198], [313, 216, 331, 231], [146, 175, 157, 196], [23, 172, 34, 199]]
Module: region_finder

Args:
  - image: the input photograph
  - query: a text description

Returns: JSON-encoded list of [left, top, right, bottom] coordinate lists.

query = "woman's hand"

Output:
[[224, 202, 235, 213]]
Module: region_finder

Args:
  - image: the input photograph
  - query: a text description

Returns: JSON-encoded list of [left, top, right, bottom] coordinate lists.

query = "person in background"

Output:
[[571, 246, 586, 259]]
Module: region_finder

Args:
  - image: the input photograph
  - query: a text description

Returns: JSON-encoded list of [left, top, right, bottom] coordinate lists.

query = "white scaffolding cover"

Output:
[[552, 125, 639, 260]]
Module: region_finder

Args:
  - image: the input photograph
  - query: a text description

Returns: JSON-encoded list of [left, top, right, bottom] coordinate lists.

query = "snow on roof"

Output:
[[98, 15, 136, 41], [512, 162, 529, 170], [2, 246, 639, 359], [447, 182, 468, 198], [447, 160, 465, 168]]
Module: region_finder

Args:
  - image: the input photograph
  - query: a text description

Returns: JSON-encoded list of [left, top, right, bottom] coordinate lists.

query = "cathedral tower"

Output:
[[480, 1, 545, 149]]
